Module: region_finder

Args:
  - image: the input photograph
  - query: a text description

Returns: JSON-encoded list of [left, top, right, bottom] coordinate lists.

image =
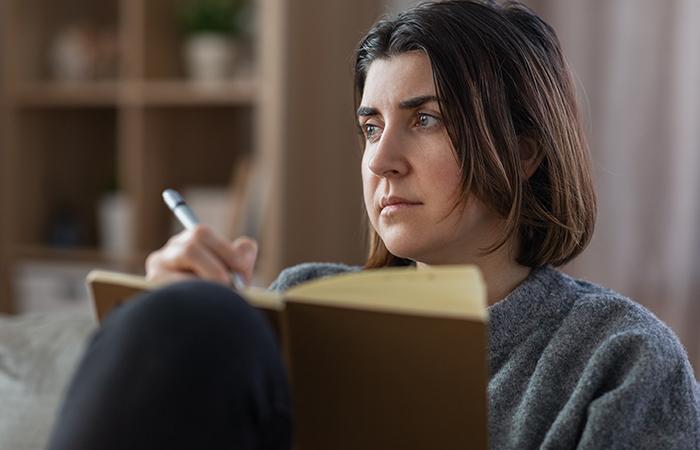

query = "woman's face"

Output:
[[359, 51, 504, 265]]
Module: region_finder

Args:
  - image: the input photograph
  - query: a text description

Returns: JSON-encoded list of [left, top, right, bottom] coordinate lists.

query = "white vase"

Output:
[[184, 33, 237, 82], [98, 191, 133, 255], [49, 26, 94, 81]]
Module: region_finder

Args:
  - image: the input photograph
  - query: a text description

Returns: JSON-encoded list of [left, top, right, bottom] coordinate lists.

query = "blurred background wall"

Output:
[[0, 0, 699, 375]]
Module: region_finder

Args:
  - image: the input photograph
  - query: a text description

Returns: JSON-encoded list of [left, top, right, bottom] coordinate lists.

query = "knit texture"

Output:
[[270, 263, 700, 449]]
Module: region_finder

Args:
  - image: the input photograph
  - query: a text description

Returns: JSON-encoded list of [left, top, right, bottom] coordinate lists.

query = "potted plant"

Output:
[[179, 0, 250, 82]]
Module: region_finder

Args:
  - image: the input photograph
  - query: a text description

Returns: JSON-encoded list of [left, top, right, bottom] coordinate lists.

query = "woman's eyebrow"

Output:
[[399, 95, 439, 109], [356, 95, 439, 118], [356, 106, 378, 117]]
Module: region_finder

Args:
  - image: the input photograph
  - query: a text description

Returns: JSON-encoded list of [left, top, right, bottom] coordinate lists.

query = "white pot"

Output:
[[98, 191, 133, 255], [184, 33, 237, 82], [49, 27, 94, 81]]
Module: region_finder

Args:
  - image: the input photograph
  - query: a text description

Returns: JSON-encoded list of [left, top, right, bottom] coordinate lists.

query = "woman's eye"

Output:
[[362, 123, 381, 141], [417, 113, 439, 128]]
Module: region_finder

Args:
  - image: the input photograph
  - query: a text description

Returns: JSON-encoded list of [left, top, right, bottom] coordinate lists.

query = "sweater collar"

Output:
[[487, 265, 562, 355]]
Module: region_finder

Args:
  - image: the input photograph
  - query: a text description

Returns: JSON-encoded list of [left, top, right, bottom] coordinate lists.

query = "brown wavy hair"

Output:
[[354, 0, 596, 269]]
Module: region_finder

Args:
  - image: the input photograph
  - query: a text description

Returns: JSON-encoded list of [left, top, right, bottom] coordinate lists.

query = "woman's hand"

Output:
[[145, 224, 258, 287]]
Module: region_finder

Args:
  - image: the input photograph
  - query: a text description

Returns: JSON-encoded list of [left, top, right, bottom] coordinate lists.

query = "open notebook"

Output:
[[88, 265, 489, 449]]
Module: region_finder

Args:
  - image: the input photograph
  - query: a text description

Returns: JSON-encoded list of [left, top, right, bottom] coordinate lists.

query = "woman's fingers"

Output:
[[146, 236, 229, 285], [145, 225, 258, 287], [230, 237, 258, 285], [144, 262, 197, 285], [186, 226, 258, 286], [176, 236, 233, 284], [190, 226, 258, 280]]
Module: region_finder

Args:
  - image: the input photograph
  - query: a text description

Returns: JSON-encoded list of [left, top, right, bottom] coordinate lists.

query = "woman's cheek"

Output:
[[361, 173, 378, 224]]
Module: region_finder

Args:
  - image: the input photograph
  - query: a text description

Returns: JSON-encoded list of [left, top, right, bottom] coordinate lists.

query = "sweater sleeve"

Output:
[[577, 330, 700, 449], [267, 262, 361, 292]]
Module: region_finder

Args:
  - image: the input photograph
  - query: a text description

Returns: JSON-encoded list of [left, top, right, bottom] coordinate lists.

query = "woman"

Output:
[[48, 1, 699, 449]]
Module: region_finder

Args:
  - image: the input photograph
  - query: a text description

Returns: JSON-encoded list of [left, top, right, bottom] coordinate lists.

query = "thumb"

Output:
[[231, 237, 258, 284]]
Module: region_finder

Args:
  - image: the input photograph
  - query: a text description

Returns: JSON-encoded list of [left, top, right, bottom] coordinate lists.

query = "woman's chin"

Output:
[[382, 239, 428, 263], [378, 224, 449, 263]]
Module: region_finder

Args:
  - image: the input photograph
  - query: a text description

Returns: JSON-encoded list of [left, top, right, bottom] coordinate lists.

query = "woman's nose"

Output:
[[367, 126, 410, 178]]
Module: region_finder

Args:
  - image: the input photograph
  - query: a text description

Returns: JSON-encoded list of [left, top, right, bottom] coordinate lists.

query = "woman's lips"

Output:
[[381, 203, 420, 215], [379, 196, 422, 216]]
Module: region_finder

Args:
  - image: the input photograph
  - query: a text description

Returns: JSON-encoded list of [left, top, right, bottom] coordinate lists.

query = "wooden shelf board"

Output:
[[136, 79, 258, 106], [10, 78, 259, 107], [8, 244, 146, 269], [12, 81, 120, 107]]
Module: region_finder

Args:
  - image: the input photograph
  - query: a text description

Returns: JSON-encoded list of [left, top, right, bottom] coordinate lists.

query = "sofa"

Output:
[[0, 311, 95, 450]]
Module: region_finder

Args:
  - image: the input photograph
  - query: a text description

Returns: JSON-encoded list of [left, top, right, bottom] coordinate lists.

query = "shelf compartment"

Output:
[[142, 0, 255, 80], [9, 0, 120, 82], [13, 107, 118, 249], [11, 254, 140, 314]]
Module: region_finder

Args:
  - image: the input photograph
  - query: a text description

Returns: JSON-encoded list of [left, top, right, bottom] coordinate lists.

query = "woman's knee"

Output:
[[50, 280, 290, 450], [117, 279, 255, 325], [99, 280, 278, 365]]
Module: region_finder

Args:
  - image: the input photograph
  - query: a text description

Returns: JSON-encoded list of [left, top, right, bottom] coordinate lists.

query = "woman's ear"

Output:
[[519, 137, 540, 179]]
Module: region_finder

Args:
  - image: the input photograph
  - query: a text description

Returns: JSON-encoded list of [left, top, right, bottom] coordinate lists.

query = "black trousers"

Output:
[[46, 280, 293, 450]]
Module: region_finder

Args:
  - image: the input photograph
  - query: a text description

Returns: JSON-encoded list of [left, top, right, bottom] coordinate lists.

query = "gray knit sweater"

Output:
[[270, 263, 700, 449]]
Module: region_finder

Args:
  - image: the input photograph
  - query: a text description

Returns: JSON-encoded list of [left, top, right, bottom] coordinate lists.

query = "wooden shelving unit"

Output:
[[0, 0, 272, 313], [0, 0, 382, 314]]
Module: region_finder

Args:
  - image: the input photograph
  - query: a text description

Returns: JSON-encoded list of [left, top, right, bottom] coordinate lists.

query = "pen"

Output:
[[162, 188, 247, 291]]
